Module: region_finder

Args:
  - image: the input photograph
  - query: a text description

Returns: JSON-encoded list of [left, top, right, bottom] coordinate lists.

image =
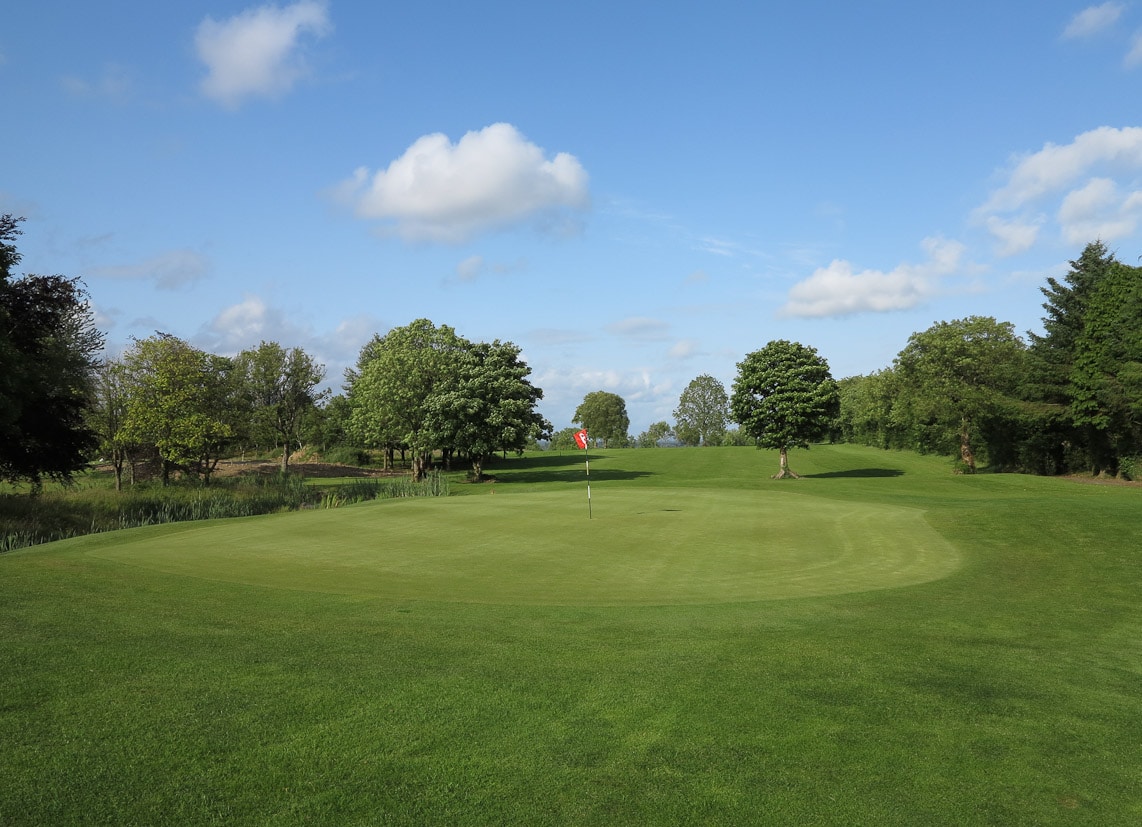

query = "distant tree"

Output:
[[835, 369, 905, 449], [730, 340, 839, 478], [719, 427, 754, 447], [346, 319, 467, 479], [423, 339, 547, 480], [893, 317, 1026, 473], [236, 341, 327, 473], [304, 394, 353, 453], [673, 374, 728, 446], [549, 427, 580, 451], [573, 391, 630, 448], [0, 215, 103, 489], [122, 334, 241, 485], [636, 421, 674, 447], [89, 358, 132, 490]]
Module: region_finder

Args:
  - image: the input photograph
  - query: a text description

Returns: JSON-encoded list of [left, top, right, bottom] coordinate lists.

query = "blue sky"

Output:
[[4, 1, 1142, 432]]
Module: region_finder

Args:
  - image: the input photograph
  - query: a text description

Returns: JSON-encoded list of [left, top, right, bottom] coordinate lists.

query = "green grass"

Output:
[[2, 445, 1141, 825]]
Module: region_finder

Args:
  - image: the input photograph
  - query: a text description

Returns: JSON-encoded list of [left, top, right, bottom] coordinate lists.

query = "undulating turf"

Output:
[[2, 445, 1141, 825]]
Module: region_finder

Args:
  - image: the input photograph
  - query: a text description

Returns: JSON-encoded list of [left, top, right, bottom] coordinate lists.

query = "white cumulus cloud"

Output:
[[1062, 3, 1125, 39], [781, 237, 964, 318], [985, 215, 1042, 257], [980, 126, 1142, 213], [1058, 177, 1142, 243], [335, 123, 590, 243], [195, 0, 332, 109], [977, 126, 1142, 253]]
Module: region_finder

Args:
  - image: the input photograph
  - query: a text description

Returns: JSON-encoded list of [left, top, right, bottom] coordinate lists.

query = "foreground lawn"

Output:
[[2, 445, 1141, 825]]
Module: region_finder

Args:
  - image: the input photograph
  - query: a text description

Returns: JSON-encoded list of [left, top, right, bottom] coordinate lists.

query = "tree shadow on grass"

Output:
[[803, 468, 905, 479], [484, 453, 656, 485]]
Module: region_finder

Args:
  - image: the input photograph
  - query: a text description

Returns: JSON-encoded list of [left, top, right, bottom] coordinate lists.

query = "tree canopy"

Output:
[[573, 391, 630, 448], [673, 374, 729, 446], [730, 340, 839, 478], [236, 341, 327, 473], [0, 215, 103, 489], [347, 320, 547, 479], [893, 317, 1026, 473]]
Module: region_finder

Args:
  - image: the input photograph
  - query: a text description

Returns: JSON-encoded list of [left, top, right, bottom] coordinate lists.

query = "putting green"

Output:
[[82, 488, 961, 605]]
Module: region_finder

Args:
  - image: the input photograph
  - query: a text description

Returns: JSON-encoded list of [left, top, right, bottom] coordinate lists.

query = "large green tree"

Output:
[[1024, 240, 1117, 472], [121, 334, 241, 485], [0, 215, 103, 489], [673, 374, 728, 446], [423, 339, 548, 480], [893, 317, 1026, 473], [730, 340, 839, 479], [1069, 260, 1142, 474], [346, 319, 466, 479], [236, 341, 327, 473], [573, 391, 630, 448]]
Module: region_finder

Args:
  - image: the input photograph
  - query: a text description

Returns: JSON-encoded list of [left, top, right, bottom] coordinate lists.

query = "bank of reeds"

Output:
[[0, 471, 449, 553]]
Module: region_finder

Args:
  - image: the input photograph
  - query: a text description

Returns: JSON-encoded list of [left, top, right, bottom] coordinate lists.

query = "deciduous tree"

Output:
[[730, 340, 839, 478], [893, 317, 1026, 473], [573, 391, 629, 448], [346, 319, 466, 479], [236, 341, 327, 473], [423, 339, 547, 480], [122, 334, 241, 485], [673, 374, 729, 446]]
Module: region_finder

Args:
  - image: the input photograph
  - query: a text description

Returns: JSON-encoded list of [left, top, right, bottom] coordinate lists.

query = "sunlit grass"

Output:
[[2, 445, 1141, 825]]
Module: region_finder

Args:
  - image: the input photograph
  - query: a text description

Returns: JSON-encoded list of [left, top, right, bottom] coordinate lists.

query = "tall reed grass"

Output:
[[0, 471, 449, 553]]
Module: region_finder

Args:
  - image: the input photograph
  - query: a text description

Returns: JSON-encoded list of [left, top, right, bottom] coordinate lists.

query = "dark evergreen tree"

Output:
[[0, 216, 103, 489]]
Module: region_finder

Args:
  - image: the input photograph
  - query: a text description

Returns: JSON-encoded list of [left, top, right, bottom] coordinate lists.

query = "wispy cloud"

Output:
[[1062, 3, 1125, 39], [86, 249, 211, 290], [61, 63, 133, 104], [605, 316, 671, 340], [335, 123, 589, 244], [1126, 31, 1142, 66], [781, 237, 964, 318], [195, 0, 332, 109]]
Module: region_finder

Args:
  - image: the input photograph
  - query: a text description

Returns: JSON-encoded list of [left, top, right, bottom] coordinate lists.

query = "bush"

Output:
[[322, 445, 372, 466], [1120, 455, 1139, 481]]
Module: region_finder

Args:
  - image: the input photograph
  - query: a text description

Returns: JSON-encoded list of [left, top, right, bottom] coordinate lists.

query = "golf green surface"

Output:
[[84, 488, 960, 604]]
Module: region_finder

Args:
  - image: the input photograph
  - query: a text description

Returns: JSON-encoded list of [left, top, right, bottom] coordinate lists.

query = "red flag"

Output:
[[574, 428, 589, 450]]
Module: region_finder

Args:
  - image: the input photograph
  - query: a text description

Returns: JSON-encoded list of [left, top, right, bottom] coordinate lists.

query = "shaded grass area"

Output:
[[2, 446, 1142, 824]]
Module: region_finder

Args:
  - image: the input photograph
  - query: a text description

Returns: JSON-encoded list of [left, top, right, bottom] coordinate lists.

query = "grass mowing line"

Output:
[[78, 487, 961, 605]]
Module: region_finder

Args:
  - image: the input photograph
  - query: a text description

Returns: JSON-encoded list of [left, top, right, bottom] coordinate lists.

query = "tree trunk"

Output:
[[280, 442, 289, 475], [472, 456, 483, 481], [959, 417, 976, 473], [412, 452, 429, 481], [772, 446, 800, 479]]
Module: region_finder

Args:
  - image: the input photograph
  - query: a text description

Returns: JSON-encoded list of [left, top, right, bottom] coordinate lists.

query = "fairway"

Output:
[[5, 445, 1142, 826], [82, 488, 960, 604]]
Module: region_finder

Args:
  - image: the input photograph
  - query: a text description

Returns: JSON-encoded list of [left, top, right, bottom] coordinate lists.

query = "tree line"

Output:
[[567, 241, 1141, 479], [2, 212, 1138, 489], [835, 241, 1141, 477]]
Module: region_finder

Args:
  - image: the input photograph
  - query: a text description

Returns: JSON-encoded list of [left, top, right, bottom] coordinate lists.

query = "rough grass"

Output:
[[2, 445, 1141, 825]]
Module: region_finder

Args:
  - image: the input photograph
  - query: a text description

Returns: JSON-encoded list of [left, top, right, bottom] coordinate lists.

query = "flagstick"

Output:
[[584, 442, 592, 519]]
